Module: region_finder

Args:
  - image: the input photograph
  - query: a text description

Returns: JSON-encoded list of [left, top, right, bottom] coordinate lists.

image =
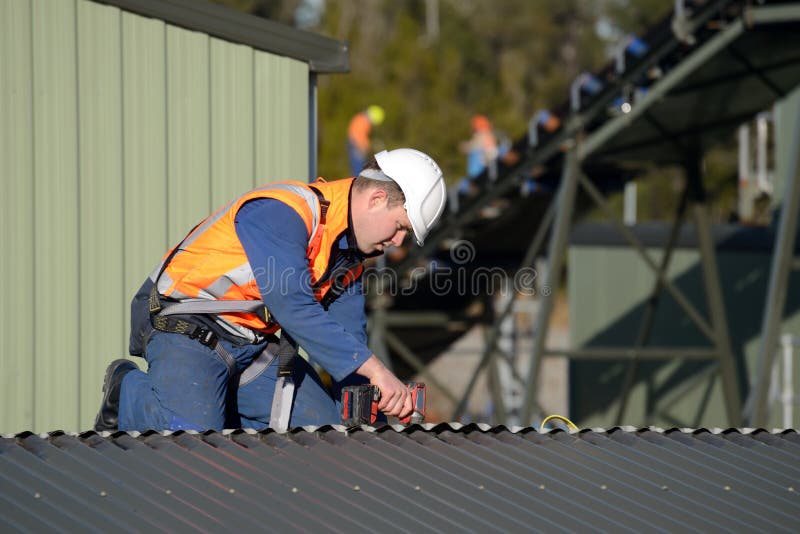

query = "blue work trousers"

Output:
[[118, 330, 361, 431], [347, 139, 366, 177]]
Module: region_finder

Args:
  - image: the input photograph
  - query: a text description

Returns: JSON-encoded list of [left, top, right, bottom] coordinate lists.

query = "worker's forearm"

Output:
[[355, 354, 386, 380], [235, 199, 372, 380]]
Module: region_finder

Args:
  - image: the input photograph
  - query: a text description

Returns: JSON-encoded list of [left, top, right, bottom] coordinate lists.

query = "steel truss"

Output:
[[368, 2, 800, 427]]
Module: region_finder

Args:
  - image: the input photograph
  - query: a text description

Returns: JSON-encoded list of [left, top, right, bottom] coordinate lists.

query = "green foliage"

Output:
[[212, 0, 739, 222], [314, 0, 619, 182]]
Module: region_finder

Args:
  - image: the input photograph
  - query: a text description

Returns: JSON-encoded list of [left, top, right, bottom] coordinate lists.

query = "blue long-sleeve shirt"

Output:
[[234, 198, 372, 381]]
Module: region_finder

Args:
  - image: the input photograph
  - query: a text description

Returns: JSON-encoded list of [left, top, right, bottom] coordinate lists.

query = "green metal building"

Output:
[[569, 222, 800, 429], [567, 88, 800, 430], [0, 0, 347, 433]]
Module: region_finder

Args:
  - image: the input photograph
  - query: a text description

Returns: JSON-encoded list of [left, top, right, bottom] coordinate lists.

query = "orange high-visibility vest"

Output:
[[153, 178, 363, 338]]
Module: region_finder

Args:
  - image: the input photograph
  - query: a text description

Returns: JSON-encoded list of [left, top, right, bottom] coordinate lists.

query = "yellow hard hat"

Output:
[[366, 105, 385, 126]]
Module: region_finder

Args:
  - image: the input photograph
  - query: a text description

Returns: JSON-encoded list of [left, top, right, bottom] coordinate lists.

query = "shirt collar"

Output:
[[345, 182, 382, 259]]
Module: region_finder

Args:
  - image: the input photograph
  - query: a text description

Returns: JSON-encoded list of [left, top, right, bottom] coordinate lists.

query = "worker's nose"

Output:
[[391, 229, 407, 247]]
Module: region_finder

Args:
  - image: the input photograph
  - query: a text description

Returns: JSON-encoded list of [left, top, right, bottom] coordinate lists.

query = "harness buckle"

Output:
[[189, 327, 218, 347]]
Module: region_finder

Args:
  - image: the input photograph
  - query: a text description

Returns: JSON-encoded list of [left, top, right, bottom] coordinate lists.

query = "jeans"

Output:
[[347, 139, 366, 177], [118, 330, 367, 431], [237, 354, 368, 429]]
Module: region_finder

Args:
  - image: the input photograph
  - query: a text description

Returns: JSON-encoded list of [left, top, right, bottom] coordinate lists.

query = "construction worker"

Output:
[[347, 105, 385, 176], [94, 148, 446, 432], [462, 114, 499, 178]]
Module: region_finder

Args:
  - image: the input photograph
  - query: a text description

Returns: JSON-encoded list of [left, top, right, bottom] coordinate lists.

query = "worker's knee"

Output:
[[137, 332, 232, 430]]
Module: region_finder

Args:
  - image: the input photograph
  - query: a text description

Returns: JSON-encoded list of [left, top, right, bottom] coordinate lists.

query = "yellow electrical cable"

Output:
[[540, 414, 579, 432]]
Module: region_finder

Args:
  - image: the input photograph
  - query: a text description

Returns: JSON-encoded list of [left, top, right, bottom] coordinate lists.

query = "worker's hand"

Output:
[[356, 355, 412, 420]]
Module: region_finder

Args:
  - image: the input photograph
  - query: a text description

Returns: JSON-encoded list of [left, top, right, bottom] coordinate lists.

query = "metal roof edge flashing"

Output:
[[8, 426, 798, 440], [92, 0, 349, 73], [294, 423, 339, 433]]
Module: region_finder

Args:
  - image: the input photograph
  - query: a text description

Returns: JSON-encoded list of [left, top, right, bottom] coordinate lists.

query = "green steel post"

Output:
[[520, 148, 580, 424], [689, 154, 742, 427], [748, 93, 800, 426]]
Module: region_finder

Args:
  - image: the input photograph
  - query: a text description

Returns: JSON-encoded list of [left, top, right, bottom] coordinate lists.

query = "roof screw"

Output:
[[292, 487, 299, 494], [415, 486, 421, 491], [539, 484, 546, 490], [165, 490, 172, 495], [353, 485, 361, 492], [724, 485, 731, 491], [228, 488, 236, 494], [661, 485, 669, 491], [33, 492, 41, 499], [99, 491, 107, 497], [477, 485, 484, 490], [600, 484, 608, 490], [789, 487, 795, 492]]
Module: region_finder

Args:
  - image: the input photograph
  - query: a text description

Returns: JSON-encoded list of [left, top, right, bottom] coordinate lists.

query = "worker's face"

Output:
[[355, 192, 413, 254]]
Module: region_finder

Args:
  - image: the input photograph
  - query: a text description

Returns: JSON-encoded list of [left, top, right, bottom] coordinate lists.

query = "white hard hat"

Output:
[[372, 148, 446, 246]]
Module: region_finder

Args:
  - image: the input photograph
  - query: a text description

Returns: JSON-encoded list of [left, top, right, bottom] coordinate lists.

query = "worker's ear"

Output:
[[369, 187, 388, 208]]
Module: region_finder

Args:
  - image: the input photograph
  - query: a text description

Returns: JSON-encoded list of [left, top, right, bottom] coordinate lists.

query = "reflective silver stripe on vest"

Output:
[[152, 182, 322, 338], [158, 299, 264, 316], [149, 199, 237, 280], [254, 182, 321, 232], [216, 316, 261, 343]]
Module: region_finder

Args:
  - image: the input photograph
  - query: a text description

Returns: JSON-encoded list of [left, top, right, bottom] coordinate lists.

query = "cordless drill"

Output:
[[341, 382, 426, 426]]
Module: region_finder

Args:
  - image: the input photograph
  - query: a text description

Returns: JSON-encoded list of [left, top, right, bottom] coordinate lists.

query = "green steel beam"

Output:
[[544, 348, 718, 360], [578, 18, 746, 161], [747, 3, 800, 24], [691, 154, 742, 426]]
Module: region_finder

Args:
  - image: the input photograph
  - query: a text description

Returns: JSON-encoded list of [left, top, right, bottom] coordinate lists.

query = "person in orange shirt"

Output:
[[348, 105, 385, 175], [462, 114, 499, 178]]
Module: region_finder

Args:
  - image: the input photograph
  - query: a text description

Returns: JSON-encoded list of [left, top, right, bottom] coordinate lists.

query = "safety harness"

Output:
[[147, 185, 333, 432]]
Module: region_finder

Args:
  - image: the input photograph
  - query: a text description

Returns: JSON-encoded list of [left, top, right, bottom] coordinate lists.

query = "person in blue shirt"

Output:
[[95, 148, 446, 431]]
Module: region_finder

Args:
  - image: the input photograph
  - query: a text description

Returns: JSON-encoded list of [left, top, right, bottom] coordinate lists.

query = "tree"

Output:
[[214, 1, 745, 223]]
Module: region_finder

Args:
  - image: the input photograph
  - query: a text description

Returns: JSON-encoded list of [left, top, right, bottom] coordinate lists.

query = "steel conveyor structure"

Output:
[[367, 0, 800, 427]]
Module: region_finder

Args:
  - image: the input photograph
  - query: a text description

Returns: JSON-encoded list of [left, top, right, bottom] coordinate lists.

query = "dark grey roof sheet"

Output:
[[2, 424, 799, 532]]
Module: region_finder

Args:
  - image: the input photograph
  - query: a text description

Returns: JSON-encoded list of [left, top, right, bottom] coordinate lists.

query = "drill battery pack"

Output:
[[341, 382, 426, 426]]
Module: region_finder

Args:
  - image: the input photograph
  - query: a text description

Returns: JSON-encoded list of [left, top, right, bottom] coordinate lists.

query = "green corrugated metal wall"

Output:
[[0, 0, 310, 433]]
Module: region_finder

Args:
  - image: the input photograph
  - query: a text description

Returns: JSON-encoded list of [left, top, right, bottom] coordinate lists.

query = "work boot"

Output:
[[94, 359, 139, 431]]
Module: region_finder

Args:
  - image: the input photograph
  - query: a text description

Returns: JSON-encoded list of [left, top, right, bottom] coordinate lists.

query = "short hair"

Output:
[[353, 157, 406, 208]]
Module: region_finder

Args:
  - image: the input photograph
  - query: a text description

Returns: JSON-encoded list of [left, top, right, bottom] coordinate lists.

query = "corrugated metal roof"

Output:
[[2, 424, 798, 532]]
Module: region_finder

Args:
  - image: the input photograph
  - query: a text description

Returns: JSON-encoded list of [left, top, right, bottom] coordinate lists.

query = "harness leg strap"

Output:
[[213, 341, 238, 378], [269, 332, 299, 432]]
